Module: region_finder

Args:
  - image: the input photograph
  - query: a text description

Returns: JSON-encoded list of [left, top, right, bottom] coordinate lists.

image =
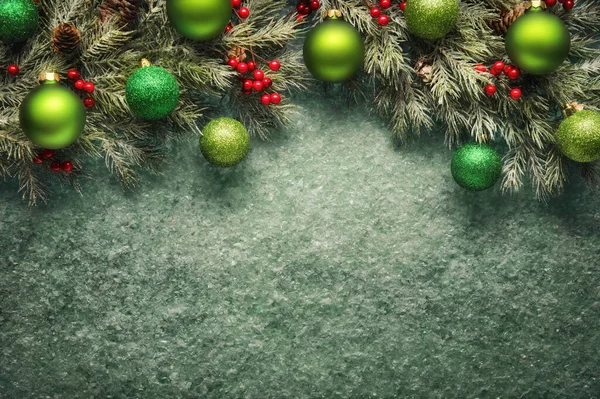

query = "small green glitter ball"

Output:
[[125, 65, 180, 120], [200, 118, 250, 168], [404, 0, 459, 40], [0, 0, 39, 43], [556, 110, 600, 163], [451, 143, 502, 191]]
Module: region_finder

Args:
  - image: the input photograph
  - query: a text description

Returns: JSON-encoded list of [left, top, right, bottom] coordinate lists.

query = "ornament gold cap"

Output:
[[562, 102, 585, 118], [525, 0, 546, 9], [140, 58, 152, 68], [38, 72, 60, 83], [322, 9, 343, 19]]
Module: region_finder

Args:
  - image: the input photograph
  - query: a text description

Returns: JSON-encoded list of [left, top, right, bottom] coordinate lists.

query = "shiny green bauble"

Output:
[[556, 110, 600, 163], [303, 17, 364, 82], [0, 0, 39, 43], [200, 118, 250, 167], [451, 143, 503, 191], [505, 7, 570, 75], [19, 80, 86, 150], [126, 65, 180, 120], [404, 0, 459, 40], [167, 0, 231, 41]]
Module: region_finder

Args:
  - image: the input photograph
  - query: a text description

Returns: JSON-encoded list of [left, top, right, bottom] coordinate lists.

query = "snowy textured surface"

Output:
[[1, 95, 599, 398]]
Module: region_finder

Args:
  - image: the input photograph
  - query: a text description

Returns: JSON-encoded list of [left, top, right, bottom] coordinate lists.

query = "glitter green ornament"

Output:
[[19, 72, 86, 149], [0, 0, 39, 43], [556, 109, 600, 163], [200, 118, 250, 167], [167, 0, 231, 41], [303, 10, 364, 83], [451, 143, 502, 191], [125, 59, 180, 120], [404, 0, 459, 40]]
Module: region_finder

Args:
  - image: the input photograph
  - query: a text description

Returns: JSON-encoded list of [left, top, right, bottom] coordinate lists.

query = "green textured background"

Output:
[[1, 95, 599, 398]]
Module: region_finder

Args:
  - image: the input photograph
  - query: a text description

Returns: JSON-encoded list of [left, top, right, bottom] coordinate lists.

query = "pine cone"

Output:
[[51, 23, 81, 54], [99, 0, 140, 30], [226, 47, 247, 62], [487, 2, 535, 34], [415, 59, 433, 83]]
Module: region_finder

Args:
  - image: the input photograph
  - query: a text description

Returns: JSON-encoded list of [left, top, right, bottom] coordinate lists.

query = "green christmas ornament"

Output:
[[404, 0, 459, 40], [505, 4, 570, 75], [167, 0, 231, 41], [451, 143, 502, 191], [126, 60, 180, 120], [200, 117, 250, 167], [0, 0, 39, 43], [303, 11, 364, 82], [19, 73, 86, 150], [556, 109, 600, 163]]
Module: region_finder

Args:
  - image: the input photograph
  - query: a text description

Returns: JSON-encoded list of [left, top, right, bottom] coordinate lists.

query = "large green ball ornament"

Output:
[[303, 17, 364, 82], [556, 110, 600, 163], [505, 7, 570, 75], [0, 0, 39, 43], [451, 143, 503, 191], [19, 75, 86, 150], [126, 63, 180, 120], [200, 117, 250, 167], [404, 0, 459, 40], [166, 0, 231, 41]]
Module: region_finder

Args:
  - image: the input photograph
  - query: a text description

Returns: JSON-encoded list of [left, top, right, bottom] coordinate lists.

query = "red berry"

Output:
[[474, 64, 487, 73], [231, 0, 241, 8], [67, 69, 80, 80], [378, 14, 389, 26], [485, 84, 497, 96], [299, 5, 310, 15], [270, 93, 281, 104], [242, 88, 252, 95], [380, 0, 391, 9], [563, 0, 574, 10], [225, 23, 233, 33], [545, 0, 557, 5], [370, 7, 381, 18], [297, 3, 306, 12], [493, 61, 505, 71], [227, 57, 239, 69], [7, 64, 19, 76], [238, 7, 250, 18], [236, 62, 249, 74], [243, 79, 253, 91], [247, 60, 256, 71], [262, 77, 272, 88], [503, 65, 512, 75], [50, 161, 61, 172], [510, 88, 522, 100], [83, 82, 95, 93], [253, 69, 264, 80], [253, 80, 264, 92], [42, 149, 55, 159], [490, 68, 502, 77], [309, 0, 320, 10], [61, 161, 73, 173], [32, 156, 43, 165], [400, 1, 406, 11], [269, 60, 281, 71], [507, 67, 520, 80], [74, 79, 85, 90], [261, 94, 271, 105], [558, 0, 565, 3], [83, 96, 95, 108]]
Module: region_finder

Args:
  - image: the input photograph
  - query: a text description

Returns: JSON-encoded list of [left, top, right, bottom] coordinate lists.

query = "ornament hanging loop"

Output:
[[562, 102, 585, 119], [140, 58, 152, 68]]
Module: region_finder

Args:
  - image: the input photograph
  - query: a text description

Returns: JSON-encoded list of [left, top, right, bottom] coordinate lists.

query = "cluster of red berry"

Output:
[[476, 60, 523, 100], [545, 0, 574, 10], [227, 57, 282, 105], [67, 69, 96, 108], [369, 0, 407, 26], [32, 149, 74, 173], [295, 0, 321, 21], [231, 0, 250, 19]]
